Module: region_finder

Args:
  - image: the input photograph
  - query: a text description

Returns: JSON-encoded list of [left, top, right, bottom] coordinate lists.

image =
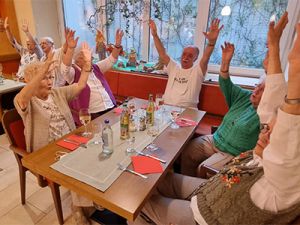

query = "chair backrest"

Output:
[[2, 108, 26, 150]]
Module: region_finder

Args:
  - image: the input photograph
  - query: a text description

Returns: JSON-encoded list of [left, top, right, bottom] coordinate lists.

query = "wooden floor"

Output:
[[0, 134, 99, 225]]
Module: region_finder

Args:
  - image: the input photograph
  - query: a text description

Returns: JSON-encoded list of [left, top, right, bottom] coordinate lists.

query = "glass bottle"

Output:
[[120, 103, 130, 140], [102, 119, 113, 154], [146, 94, 155, 126]]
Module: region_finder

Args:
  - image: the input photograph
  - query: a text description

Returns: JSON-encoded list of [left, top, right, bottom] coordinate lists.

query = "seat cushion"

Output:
[[9, 120, 26, 150]]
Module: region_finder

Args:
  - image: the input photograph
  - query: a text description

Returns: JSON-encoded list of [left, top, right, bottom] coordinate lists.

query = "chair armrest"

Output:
[[9, 145, 29, 157], [197, 164, 219, 179]]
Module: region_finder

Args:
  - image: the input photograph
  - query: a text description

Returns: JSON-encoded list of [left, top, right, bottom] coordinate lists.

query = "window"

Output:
[[62, 0, 300, 78]]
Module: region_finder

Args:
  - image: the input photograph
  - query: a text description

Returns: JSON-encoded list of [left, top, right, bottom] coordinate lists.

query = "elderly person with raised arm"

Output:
[[4, 17, 43, 79], [130, 12, 300, 225], [149, 19, 223, 108], [14, 36, 90, 152], [62, 29, 124, 125]]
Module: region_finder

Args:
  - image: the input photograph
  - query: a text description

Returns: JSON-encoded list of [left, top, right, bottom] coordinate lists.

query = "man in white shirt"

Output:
[[149, 19, 223, 108]]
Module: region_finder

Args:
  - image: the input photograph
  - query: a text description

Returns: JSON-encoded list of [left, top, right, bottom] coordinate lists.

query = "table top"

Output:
[[0, 78, 25, 95], [22, 99, 206, 221]]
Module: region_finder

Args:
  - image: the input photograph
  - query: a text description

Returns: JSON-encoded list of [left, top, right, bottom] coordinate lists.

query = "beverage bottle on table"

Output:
[[146, 94, 155, 126], [120, 103, 130, 139], [102, 119, 113, 154]]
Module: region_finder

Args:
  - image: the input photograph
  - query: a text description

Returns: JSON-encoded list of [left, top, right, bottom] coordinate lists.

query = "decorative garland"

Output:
[[87, 0, 162, 34]]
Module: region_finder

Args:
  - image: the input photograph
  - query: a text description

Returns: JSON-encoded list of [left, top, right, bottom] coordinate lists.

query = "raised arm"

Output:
[[257, 12, 288, 124], [3, 17, 22, 52], [220, 42, 234, 79], [110, 29, 124, 60], [62, 28, 79, 66], [72, 42, 92, 97], [283, 23, 300, 115], [200, 18, 223, 74], [149, 19, 170, 65], [21, 19, 43, 59], [15, 60, 56, 110]]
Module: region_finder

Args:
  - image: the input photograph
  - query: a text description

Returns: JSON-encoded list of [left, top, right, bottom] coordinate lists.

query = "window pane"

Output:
[[105, 0, 144, 59], [63, 0, 96, 49], [208, 0, 288, 69], [149, 0, 198, 62]]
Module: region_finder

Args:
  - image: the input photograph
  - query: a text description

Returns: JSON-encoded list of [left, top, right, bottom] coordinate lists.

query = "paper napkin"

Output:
[[131, 155, 163, 174], [56, 134, 89, 151]]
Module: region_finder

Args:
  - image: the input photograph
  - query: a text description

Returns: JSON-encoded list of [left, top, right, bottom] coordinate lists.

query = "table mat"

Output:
[[51, 105, 183, 192]]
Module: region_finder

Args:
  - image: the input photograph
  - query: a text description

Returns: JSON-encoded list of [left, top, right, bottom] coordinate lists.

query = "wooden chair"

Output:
[[2, 109, 64, 225]]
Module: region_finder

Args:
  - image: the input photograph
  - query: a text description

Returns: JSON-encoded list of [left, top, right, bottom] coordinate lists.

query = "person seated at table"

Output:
[[149, 18, 223, 109], [62, 29, 124, 125], [4, 17, 43, 80], [130, 13, 300, 225], [39, 28, 72, 87]]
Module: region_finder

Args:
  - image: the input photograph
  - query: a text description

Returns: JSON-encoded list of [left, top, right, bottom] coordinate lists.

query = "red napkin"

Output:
[[114, 107, 123, 115], [131, 155, 163, 174], [56, 134, 89, 151], [176, 117, 197, 127]]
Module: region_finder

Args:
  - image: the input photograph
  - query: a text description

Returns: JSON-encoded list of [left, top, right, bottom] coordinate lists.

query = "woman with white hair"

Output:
[[14, 39, 91, 152], [62, 29, 124, 126]]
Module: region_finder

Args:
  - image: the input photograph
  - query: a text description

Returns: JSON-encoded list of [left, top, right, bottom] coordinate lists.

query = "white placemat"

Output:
[[51, 105, 183, 192]]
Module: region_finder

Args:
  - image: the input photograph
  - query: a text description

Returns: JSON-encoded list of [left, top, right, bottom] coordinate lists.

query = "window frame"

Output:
[[59, 0, 300, 79]]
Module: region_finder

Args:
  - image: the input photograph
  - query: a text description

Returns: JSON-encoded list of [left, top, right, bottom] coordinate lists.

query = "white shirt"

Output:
[[62, 54, 116, 113], [163, 59, 204, 108], [191, 73, 300, 223]]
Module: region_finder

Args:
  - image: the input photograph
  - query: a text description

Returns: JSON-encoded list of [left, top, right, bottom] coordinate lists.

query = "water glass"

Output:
[[92, 123, 102, 145], [155, 93, 164, 108], [170, 110, 180, 129], [12, 72, 19, 82], [126, 136, 136, 153], [146, 125, 159, 151]]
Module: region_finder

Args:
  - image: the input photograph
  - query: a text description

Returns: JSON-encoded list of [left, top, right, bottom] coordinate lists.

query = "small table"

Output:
[[0, 78, 25, 120], [22, 99, 205, 221]]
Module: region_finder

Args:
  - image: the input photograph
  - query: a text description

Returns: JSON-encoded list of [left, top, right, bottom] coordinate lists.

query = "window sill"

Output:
[[205, 73, 260, 89]]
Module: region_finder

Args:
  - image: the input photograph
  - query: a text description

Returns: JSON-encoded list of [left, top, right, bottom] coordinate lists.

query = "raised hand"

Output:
[[203, 18, 224, 44], [149, 19, 158, 36], [21, 19, 29, 33], [221, 42, 235, 64], [4, 17, 9, 30], [115, 29, 124, 46], [268, 11, 288, 48], [81, 42, 92, 68], [66, 28, 79, 49]]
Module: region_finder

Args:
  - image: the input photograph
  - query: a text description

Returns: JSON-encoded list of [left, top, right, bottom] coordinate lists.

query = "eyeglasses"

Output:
[[260, 123, 270, 132]]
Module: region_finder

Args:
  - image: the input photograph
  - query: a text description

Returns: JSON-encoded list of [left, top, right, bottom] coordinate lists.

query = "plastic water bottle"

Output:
[[102, 119, 113, 154]]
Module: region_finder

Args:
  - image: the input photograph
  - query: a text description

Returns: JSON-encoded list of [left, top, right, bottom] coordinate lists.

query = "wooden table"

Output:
[[22, 99, 205, 222], [0, 77, 25, 120]]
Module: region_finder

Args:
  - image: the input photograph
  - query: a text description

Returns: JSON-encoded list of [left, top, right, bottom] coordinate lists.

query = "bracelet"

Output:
[[83, 67, 92, 72], [284, 95, 300, 105], [208, 42, 215, 47]]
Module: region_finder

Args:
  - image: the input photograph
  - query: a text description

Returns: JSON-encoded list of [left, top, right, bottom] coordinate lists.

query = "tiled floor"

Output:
[[0, 134, 85, 225]]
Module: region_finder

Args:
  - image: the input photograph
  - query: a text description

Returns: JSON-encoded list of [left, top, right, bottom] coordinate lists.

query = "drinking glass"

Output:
[[126, 136, 136, 153], [0, 64, 4, 85], [92, 123, 102, 145], [146, 125, 159, 151], [79, 108, 91, 137], [170, 110, 180, 129], [155, 93, 164, 109]]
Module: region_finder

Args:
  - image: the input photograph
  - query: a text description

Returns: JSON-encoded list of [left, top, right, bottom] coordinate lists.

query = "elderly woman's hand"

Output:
[[66, 28, 79, 50]]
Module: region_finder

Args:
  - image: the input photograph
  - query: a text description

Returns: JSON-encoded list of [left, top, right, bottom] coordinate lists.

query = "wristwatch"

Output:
[[284, 95, 300, 105]]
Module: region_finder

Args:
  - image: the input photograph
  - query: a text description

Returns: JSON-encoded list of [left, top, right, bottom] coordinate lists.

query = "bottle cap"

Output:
[[104, 119, 109, 124]]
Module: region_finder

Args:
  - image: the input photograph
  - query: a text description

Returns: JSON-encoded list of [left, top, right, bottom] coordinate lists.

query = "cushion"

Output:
[[9, 120, 26, 150]]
